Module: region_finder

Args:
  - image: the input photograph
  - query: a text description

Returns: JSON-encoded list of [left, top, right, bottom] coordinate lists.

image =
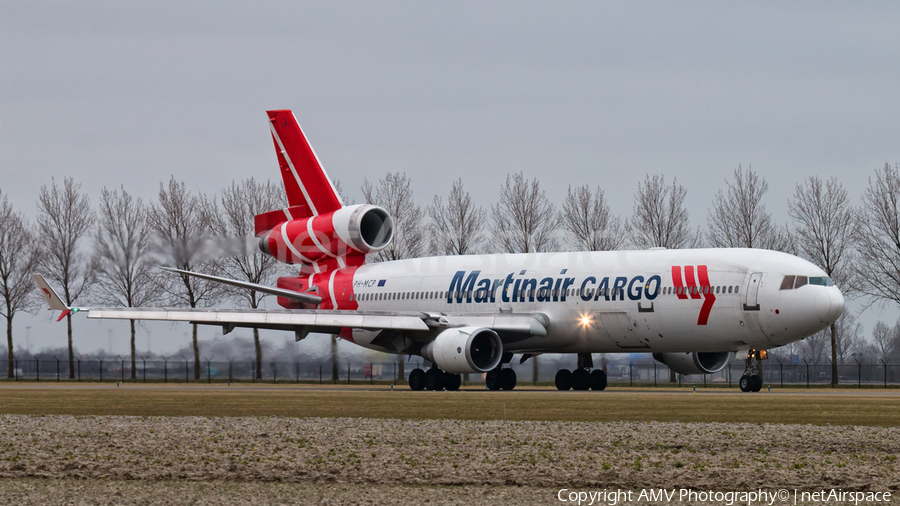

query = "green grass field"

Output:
[[0, 383, 898, 425]]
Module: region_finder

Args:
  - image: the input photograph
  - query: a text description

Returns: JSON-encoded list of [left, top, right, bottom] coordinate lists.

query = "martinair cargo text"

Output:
[[34, 110, 844, 393]]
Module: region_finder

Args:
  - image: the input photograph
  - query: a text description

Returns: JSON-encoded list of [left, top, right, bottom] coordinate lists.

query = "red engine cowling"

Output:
[[258, 204, 393, 266]]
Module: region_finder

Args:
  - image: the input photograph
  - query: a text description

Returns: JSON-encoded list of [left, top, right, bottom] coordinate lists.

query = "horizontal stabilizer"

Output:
[[159, 267, 323, 305]]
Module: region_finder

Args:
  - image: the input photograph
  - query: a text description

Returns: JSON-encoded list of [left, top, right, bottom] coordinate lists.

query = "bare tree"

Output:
[[217, 178, 286, 380], [788, 176, 856, 386], [147, 176, 225, 379], [36, 177, 95, 378], [561, 185, 626, 251], [707, 165, 791, 251], [856, 163, 900, 307], [491, 173, 560, 254], [871, 320, 897, 365], [428, 179, 486, 256], [800, 330, 829, 364], [632, 174, 699, 382], [0, 191, 38, 378], [362, 173, 425, 262], [491, 173, 560, 383], [631, 175, 701, 250], [832, 311, 865, 364], [94, 186, 161, 379]]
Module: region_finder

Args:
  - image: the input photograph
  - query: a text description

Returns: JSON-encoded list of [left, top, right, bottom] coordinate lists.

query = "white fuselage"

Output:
[[342, 248, 844, 355]]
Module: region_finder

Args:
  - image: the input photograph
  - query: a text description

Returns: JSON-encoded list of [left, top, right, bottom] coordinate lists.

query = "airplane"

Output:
[[34, 109, 845, 393]]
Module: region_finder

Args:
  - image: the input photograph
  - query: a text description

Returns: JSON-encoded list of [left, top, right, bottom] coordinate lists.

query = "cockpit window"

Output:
[[781, 274, 835, 290], [780, 275, 795, 290]]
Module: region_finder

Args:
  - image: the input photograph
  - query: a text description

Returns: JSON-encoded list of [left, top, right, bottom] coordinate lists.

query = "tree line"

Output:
[[2, 163, 900, 385]]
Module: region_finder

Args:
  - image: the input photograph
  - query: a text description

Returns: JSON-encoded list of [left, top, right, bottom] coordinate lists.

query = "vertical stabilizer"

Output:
[[266, 110, 343, 216]]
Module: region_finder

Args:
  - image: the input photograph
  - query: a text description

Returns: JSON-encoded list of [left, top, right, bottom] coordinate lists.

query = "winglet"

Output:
[[33, 274, 80, 321]]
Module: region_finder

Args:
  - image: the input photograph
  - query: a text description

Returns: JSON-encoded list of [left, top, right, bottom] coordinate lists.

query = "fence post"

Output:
[[654, 363, 657, 387], [77, 358, 80, 382], [207, 360, 211, 384], [163, 358, 168, 383], [273, 362, 277, 384], [55, 357, 60, 382], [295, 361, 299, 382], [99, 358, 104, 382], [184, 359, 188, 383], [319, 364, 322, 384], [13, 357, 17, 381], [394, 362, 397, 385], [884, 360, 888, 389], [347, 364, 350, 384], [35, 357, 39, 382], [629, 363, 633, 387], [251, 360, 255, 383], [857, 360, 861, 389], [779, 360, 783, 389], [804, 360, 809, 389], [728, 363, 732, 388], [370, 362, 374, 385], [229, 361, 233, 384], [142, 358, 146, 383], [121, 357, 125, 383]]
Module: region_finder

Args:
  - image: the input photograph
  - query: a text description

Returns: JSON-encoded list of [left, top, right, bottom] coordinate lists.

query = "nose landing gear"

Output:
[[739, 350, 765, 392]]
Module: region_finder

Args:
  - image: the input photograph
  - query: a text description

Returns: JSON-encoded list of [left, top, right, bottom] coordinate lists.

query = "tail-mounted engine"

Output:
[[257, 204, 393, 267], [652, 351, 732, 376], [421, 327, 503, 374]]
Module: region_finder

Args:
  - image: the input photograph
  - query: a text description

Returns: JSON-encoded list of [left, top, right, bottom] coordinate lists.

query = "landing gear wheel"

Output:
[[500, 368, 517, 390], [572, 369, 591, 391], [424, 368, 445, 391], [444, 372, 461, 391], [740, 349, 765, 393], [555, 369, 572, 390], [409, 368, 425, 391], [751, 374, 763, 392], [739, 374, 752, 393], [486, 369, 502, 391], [590, 369, 607, 391]]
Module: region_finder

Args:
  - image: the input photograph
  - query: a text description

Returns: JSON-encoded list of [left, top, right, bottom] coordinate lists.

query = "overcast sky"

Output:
[[2, 2, 899, 356]]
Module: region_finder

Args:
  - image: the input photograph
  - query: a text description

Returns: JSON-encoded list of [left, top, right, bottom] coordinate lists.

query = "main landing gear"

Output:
[[739, 349, 765, 393], [408, 367, 461, 391], [555, 353, 607, 391], [486, 367, 517, 391]]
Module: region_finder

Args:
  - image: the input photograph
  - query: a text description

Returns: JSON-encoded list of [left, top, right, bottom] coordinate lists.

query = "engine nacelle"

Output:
[[258, 204, 393, 265], [652, 351, 732, 376], [421, 327, 503, 374]]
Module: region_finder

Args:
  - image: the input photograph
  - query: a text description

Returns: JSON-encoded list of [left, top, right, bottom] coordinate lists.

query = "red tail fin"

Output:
[[267, 110, 343, 216]]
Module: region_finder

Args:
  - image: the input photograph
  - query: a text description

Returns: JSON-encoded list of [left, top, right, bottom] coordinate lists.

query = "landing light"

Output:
[[580, 315, 591, 326]]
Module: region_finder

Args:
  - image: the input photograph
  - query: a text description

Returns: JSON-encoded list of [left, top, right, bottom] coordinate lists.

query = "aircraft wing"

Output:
[[34, 273, 548, 341], [83, 307, 548, 340]]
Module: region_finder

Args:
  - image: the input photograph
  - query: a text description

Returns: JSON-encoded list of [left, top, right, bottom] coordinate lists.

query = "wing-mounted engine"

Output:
[[652, 351, 732, 376], [421, 326, 503, 374], [257, 204, 393, 269]]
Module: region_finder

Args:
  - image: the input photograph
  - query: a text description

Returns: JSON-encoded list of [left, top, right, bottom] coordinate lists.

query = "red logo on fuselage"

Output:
[[671, 265, 716, 325]]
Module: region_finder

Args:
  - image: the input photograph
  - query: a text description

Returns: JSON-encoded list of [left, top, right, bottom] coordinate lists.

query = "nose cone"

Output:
[[828, 288, 845, 323], [814, 288, 844, 323]]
